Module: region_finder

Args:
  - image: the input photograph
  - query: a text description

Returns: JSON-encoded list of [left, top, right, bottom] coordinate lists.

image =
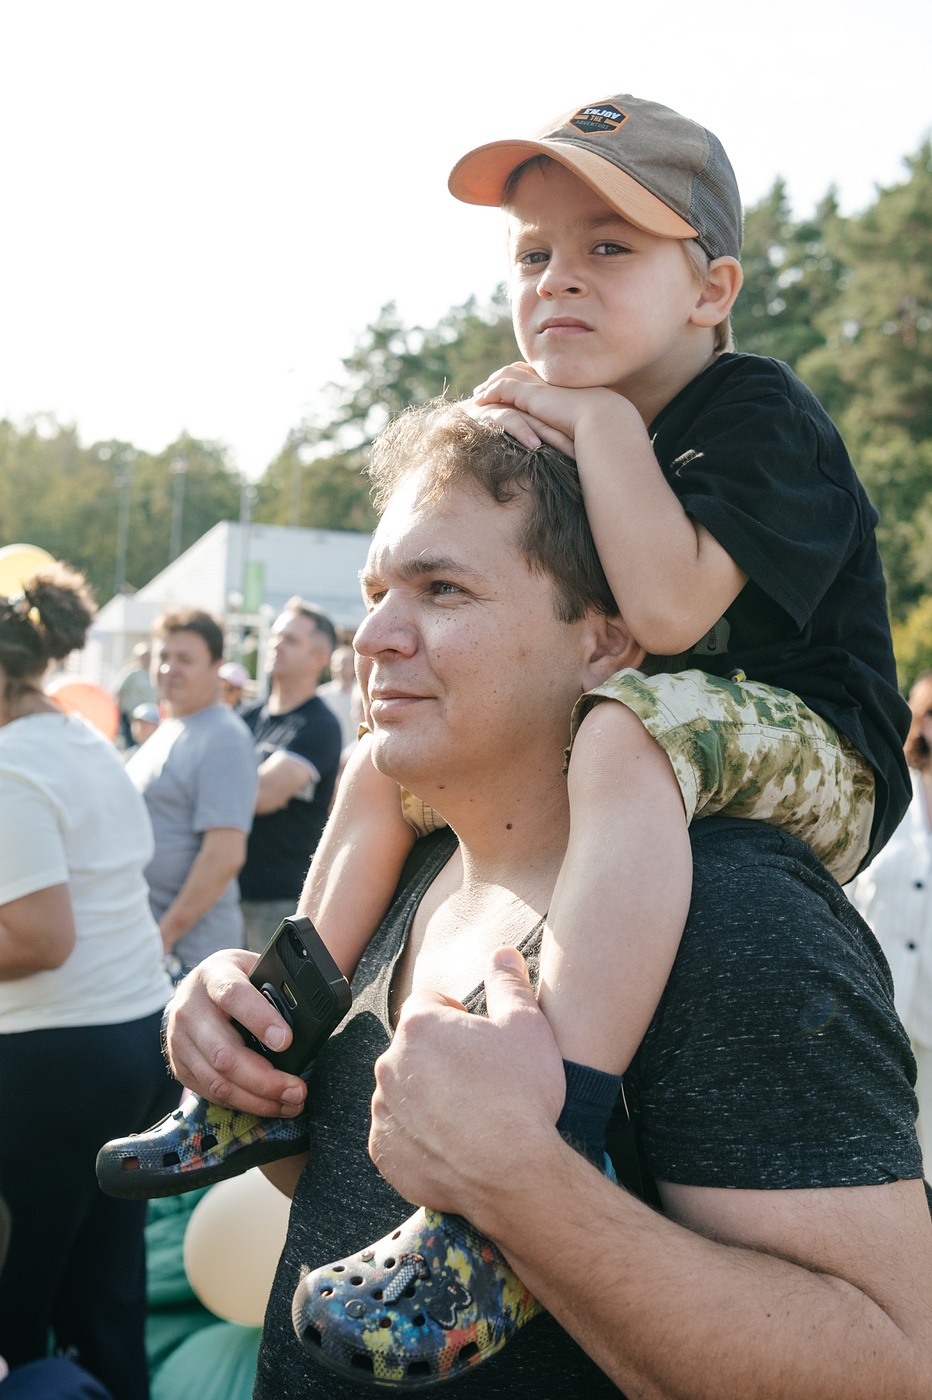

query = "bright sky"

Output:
[[1, 0, 929, 479]]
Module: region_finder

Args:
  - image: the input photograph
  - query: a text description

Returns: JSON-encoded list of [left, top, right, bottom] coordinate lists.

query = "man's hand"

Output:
[[467, 362, 623, 457], [165, 948, 307, 1118], [369, 947, 564, 1221]]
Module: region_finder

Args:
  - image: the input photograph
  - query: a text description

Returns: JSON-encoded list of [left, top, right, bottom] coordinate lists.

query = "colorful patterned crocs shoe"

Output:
[[96, 1094, 310, 1200], [292, 1207, 543, 1387]]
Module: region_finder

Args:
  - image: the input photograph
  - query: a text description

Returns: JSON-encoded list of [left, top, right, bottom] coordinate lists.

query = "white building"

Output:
[[77, 520, 373, 691]]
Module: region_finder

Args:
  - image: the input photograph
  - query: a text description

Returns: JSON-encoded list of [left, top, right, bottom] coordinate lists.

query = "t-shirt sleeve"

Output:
[[291, 710, 342, 777], [191, 722, 258, 836], [666, 362, 865, 629], [0, 773, 69, 903], [629, 820, 923, 1190]]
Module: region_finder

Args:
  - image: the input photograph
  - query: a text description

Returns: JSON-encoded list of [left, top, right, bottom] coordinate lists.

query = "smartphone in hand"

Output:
[[234, 916, 352, 1075]]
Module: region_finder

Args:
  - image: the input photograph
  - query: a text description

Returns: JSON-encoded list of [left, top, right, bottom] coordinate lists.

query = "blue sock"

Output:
[[555, 1059, 623, 1166]]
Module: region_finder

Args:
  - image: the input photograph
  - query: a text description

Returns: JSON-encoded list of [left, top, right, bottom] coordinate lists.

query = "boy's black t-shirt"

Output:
[[649, 352, 911, 866]]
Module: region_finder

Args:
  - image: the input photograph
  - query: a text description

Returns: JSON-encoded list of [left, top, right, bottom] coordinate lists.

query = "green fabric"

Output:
[[150, 1321, 261, 1400], [144, 1188, 260, 1394]]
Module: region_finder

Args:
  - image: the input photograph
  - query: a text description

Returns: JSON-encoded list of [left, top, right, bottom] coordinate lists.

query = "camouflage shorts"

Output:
[[400, 788, 448, 836], [571, 668, 875, 885]]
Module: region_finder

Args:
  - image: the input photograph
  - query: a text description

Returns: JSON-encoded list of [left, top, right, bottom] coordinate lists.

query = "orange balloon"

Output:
[[47, 679, 120, 740]]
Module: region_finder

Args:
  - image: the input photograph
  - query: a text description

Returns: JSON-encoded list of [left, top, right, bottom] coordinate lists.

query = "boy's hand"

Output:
[[469, 362, 619, 457]]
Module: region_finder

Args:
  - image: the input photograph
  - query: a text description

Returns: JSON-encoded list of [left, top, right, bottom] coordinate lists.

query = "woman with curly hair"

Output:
[[0, 564, 175, 1399]]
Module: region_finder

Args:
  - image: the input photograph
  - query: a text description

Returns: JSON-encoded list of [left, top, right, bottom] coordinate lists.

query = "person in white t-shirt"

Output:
[[848, 670, 932, 1171], [0, 564, 175, 1400]]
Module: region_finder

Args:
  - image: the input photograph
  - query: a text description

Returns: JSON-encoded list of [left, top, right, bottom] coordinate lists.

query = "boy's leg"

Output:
[[540, 700, 692, 1161], [97, 736, 417, 1201]]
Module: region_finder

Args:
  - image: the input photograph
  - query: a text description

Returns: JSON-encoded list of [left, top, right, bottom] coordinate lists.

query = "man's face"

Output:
[[506, 161, 705, 413], [156, 631, 220, 717], [355, 471, 594, 797], [267, 610, 329, 684]]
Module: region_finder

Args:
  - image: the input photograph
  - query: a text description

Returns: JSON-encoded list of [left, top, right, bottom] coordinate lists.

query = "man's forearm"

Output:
[[479, 1139, 932, 1400], [161, 829, 246, 948]]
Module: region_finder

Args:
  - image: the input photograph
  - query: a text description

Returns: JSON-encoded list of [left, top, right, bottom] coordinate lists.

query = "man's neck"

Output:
[[268, 676, 317, 715], [413, 758, 571, 910]]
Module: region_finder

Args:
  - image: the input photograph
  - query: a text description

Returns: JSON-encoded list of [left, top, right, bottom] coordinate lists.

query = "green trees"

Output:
[[253, 293, 518, 531], [0, 421, 241, 605]]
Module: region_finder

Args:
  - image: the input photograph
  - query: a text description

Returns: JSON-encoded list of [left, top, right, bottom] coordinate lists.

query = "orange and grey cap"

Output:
[[448, 93, 742, 261]]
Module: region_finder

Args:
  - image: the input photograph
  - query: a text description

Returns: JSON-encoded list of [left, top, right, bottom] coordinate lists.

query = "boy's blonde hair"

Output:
[[681, 239, 734, 354]]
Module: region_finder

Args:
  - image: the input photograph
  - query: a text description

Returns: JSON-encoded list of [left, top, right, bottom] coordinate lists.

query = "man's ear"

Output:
[[690, 256, 743, 329], [585, 613, 645, 686]]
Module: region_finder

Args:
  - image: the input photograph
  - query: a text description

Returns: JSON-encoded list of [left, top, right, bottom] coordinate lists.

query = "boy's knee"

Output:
[[569, 700, 661, 788]]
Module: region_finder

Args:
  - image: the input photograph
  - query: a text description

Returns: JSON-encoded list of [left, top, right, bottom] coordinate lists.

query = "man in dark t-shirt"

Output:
[[165, 420, 932, 1397], [238, 599, 342, 952]]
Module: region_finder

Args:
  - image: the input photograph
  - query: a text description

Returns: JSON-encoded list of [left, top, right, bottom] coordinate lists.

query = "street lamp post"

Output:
[[169, 455, 188, 563]]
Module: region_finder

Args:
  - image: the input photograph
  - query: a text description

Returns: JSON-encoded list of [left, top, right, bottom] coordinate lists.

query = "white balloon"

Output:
[[183, 1168, 292, 1327]]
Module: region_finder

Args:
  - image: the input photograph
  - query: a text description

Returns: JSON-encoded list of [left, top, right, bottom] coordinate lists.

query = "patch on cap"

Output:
[[567, 102, 630, 136]]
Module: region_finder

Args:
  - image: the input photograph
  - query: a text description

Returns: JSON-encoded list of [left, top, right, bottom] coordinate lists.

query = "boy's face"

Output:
[[506, 161, 709, 412]]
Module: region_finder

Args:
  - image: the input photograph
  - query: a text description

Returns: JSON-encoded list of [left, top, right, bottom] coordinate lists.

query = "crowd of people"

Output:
[[0, 570, 358, 1396], [2, 83, 931, 1400]]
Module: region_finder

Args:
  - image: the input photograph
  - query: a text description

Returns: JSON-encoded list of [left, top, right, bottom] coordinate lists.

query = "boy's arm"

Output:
[[473, 366, 747, 655]]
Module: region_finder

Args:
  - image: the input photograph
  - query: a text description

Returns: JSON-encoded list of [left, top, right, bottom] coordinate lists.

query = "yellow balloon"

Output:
[[0, 543, 54, 597], [183, 1168, 292, 1327]]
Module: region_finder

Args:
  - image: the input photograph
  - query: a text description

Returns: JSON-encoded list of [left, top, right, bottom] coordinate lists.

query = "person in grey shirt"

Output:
[[127, 609, 257, 972]]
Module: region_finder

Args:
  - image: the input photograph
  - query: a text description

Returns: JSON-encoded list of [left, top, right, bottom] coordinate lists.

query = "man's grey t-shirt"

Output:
[[127, 704, 257, 967]]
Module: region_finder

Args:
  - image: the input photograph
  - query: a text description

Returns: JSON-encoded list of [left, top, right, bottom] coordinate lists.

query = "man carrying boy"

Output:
[[163, 407, 931, 1398], [100, 91, 913, 1375]]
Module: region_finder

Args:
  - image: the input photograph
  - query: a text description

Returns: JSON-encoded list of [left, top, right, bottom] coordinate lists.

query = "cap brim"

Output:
[[448, 138, 697, 241]]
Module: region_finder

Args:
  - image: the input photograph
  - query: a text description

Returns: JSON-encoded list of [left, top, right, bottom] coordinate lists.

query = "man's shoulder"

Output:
[[184, 704, 255, 758], [240, 698, 268, 731]]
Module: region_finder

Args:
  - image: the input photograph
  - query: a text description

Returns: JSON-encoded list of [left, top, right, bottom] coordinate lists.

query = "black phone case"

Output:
[[234, 916, 352, 1075]]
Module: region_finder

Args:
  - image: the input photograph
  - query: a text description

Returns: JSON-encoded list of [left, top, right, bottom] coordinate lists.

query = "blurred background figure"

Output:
[[316, 642, 359, 751], [120, 702, 160, 763], [127, 610, 257, 978], [238, 600, 342, 953], [847, 670, 932, 1173], [218, 660, 250, 711], [114, 642, 155, 750], [0, 565, 175, 1399]]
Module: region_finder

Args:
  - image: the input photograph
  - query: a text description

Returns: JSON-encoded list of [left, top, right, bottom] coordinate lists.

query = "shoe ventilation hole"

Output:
[[403, 1284, 417, 1298], [383, 1256, 395, 1268], [351, 1354, 374, 1373], [413, 1314, 425, 1327], [372, 1290, 383, 1301], [350, 1276, 363, 1286], [162, 1152, 180, 1167], [304, 1326, 321, 1348], [333, 1265, 346, 1273], [407, 1361, 431, 1377], [379, 1317, 392, 1329], [121, 1158, 140, 1172], [391, 1230, 401, 1240], [459, 1342, 480, 1364], [201, 1134, 217, 1151], [320, 1288, 333, 1297]]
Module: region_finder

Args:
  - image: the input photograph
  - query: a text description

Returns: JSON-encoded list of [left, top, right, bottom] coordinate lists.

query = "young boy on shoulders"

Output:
[[99, 92, 911, 1367]]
